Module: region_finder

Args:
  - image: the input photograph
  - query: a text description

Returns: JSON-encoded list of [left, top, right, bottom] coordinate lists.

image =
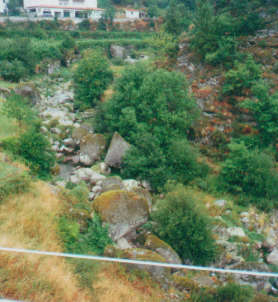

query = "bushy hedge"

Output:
[[151, 184, 217, 265], [77, 38, 149, 50]]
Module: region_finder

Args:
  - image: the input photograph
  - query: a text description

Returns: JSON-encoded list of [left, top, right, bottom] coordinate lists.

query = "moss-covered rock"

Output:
[[105, 246, 171, 285], [80, 133, 106, 165], [93, 190, 149, 240], [72, 127, 90, 143], [144, 234, 182, 264]]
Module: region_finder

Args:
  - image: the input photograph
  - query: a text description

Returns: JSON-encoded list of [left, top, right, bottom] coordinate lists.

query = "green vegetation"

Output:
[[1, 94, 55, 178], [96, 63, 207, 190], [0, 161, 31, 202], [191, 282, 254, 302], [73, 50, 113, 109], [151, 184, 217, 265], [218, 142, 278, 209]]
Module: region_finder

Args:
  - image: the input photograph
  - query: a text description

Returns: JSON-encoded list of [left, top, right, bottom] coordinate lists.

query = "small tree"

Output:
[[218, 142, 278, 203], [73, 50, 113, 109], [242, 82, 278, 146], [152, 184, 217, 265]]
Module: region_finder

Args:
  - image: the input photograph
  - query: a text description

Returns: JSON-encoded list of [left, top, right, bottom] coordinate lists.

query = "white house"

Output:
[[24, 0, 104, 19], [0, 0, 8, 14], [124, 8, 140, 19]]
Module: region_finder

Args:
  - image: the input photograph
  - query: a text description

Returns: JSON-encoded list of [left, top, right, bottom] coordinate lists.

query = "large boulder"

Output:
[[99, 176, 125, 193], [105, 246, 171, 285], [14, 84, 41, 105], [105, 132, 130, 168], [93, 190, 149, 241], [110, 45, 126, 59], [80, 134, 106, 166], [72, 126, 90, 144], [267, 249, 278, 265], [144, 234, 182, 264]]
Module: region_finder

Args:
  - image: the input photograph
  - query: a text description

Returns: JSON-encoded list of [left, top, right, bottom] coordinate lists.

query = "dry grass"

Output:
[[0, 181, 91, 302], [93, 264, 167, 302], [0, 177, 167, 302]]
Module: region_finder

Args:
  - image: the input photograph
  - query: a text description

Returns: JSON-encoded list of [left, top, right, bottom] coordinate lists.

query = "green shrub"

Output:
[[222, 56, 261, 96], [190, 283, 254, 302], [59, 214, 112, 255], [1, 93, 37, 126], [0, 163, 31, 202], [3, 127, 55, 178], [215, 283, 254, 302], [218, 142, 278, 207], [0, 60, 28, 82], [96, 63, 202, 190], [73, 50, 113, 109], [151, 184, 217, 265], [242, 82, 278, 146]]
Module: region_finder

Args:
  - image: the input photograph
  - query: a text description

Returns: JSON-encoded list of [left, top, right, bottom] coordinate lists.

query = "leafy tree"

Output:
[[0, 60, 28, 82], [164, 0, 190, 35], [242, 82, 278, 147], [149, 31, 179, 65], [1, 93, 37, 126], [222, 55, 261, 96], [218, 142, 278, 205], [152, 184, 217, 264], [7, 0, 22, 15], [96, 63, 205, 189], [73, 50, 113, 109], [190, 0, 238, 64]]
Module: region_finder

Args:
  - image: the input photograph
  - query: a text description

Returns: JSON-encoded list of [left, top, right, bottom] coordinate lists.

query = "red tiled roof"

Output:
[[124, 8, 139, 11], [27, 5, 104, 10]]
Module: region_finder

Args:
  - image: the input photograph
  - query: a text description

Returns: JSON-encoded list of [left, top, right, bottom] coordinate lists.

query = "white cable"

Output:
[[0, 246, 277, 278]]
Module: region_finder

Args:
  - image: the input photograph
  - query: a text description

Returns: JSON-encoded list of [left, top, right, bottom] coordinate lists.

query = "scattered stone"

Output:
[[214, 199, 227, 207], [116, 237, 133, 249], [15, 84, 41, 105], [123, 179, 140, 191], [227, 227, 246, 238], [105, 132, 130, 168]]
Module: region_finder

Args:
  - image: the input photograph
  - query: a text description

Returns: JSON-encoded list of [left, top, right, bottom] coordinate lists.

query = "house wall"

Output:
[[125, 9, 139, 19], [24, 0, 97, 9], [0, 0, 7, 14]]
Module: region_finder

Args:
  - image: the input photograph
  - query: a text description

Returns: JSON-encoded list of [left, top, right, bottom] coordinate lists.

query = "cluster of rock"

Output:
[[32, 81, 278, 295]]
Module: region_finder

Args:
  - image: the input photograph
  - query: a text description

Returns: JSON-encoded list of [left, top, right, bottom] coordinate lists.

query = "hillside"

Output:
[[0, 1, 278, 301]]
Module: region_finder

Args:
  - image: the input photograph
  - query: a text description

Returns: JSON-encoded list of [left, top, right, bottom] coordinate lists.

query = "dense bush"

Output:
[[1, 93, 37, 125], [242, 82, 278, 146], [191, 282, 254, 302], [0, 38, 36, 81], [3, 126, 56, 178], [218, 142, 278, 207], [59, 214, 112, 255], [96, 63, 206, 190], [0, 162, 31, 202], [0, 60, 28, 82], [73, 50, 113, 109], [222, 56, 261, 96], [151, 184, 217, 265]]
